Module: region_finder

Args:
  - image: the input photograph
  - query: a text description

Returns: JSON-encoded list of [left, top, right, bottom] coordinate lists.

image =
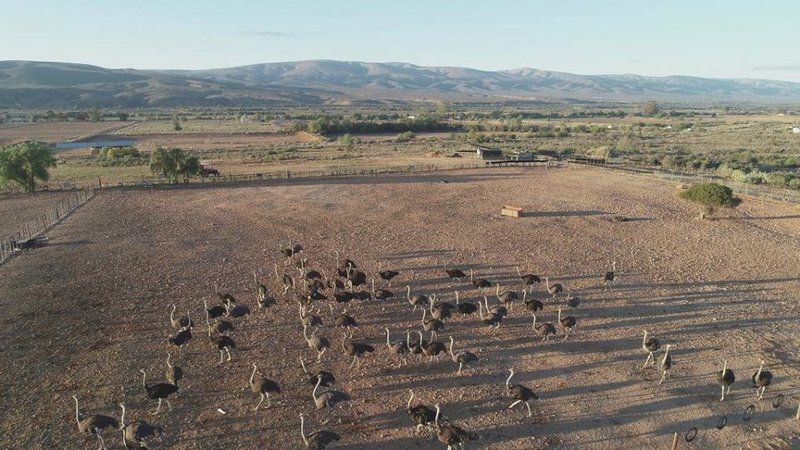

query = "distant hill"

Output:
[[2, 60, 800, 108]]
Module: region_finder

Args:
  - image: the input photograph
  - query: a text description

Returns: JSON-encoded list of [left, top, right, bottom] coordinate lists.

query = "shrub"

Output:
[[395, 131, 416, 142], [679, 183, 741, 218]]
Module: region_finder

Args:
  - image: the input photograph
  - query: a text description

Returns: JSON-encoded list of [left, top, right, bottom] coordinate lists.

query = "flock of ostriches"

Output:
[[71, 245, 778, 449]]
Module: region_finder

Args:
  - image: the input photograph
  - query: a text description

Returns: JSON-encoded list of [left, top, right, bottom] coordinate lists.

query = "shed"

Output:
[[471, 144, 504, 160]]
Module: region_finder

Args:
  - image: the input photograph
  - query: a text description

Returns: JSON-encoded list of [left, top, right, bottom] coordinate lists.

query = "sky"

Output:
[[2, 0, 800, 81]]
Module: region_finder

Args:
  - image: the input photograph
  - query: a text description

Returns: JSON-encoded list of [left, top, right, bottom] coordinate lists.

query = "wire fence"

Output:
[[0, 189, 94, 265]]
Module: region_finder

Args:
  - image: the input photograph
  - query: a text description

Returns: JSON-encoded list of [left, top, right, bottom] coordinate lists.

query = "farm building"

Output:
[[513, 151, 535, 161], [470, 144, 504, 160]]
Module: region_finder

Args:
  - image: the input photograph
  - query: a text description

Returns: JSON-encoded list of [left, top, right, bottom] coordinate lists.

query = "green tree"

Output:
[[307, 117, 329, 135], [0, 141, 58, 193], [338, 133, 357, 149], [88, 109, 102, 122], [641, 101, 659, 116], [118, 112, 130, 121], [149, 147, 200, 182], [679, 182, 741, 219], [172, 115, 182, 131]]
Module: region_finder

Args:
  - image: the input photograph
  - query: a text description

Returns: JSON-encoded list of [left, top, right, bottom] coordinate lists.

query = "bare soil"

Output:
[[0, 191, 78, 236], [1, 167, 799, 449], [0, 122, 124, 146]]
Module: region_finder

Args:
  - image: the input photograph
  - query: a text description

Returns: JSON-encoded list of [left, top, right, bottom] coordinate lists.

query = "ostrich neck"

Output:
[[141, 371, 147, 389], [407, 391, 414, 409], [435, 406, 440, 427], [449, 339, 454, 357], [170, 306, 176, 323], [167, 353, 172, 368], [120, 404, 126, 429], [755, 364, 763, 380], [73, 397, 80, 424], [313, 377, 322, 399], [506, 371, 514, 388], [386, 329, 391, 347], [300, 416, 308, 445], [250, 365, 257, 385], [300, 358, 308, 374], [642, 332, 647, 346]]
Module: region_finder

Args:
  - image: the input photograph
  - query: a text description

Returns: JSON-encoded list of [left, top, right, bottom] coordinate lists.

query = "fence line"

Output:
[[0, 189, 94, 265]]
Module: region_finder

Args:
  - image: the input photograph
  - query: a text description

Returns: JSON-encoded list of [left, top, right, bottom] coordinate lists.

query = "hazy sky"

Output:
[[3, 0, 800, 81]]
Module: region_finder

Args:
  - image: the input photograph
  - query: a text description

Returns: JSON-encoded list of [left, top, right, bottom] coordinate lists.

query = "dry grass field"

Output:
[[1, 166, 800, 449], [0, 122, 125, 146]]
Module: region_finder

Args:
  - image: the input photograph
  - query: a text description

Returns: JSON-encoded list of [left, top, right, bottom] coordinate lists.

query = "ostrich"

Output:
[[299, 413, 340, 450], [506, 369, 538, 417], [478, 300, 503, 328], [406, 285, 429, 312], [407, 330, 426, 360], [165, 353, 183, 386], [385, 327, 409, 366], [209, 332, 236, 363], [565, 291, 580, 309], [312, 375, 349, 409], [254, 272, 273, 309], [281, 243, 302, 258], [523, 291, 543, 313], [516, 266, 541, 289], [214, 282, 236, 305], [304, 268, 323, 281], [300, 305, 323, 328], [429, 295, 453, 321], [483, 296, 507, 318], [469, 269, 492, 290], [434, 404, 479, 450], [169, 304, 193, 329], [496, 284, 518, 311], [168, 323, 192, 351], [332, 285, 354, 304], [119, 403, 163, 449], [420, 331, 446, 364], [72, 395, 118, 449], [659, 345, 672, 384], [342, 336, 375, 368], [206, 306, 234, 336], [641, 330, 661, 368], [282, 272, 295, 295], [445, 268, 466, 280], [335, 251, 357, 276], [139, 370, 178, 414], [347, 268, 367, 288], [407, 389, 436, 435], [557, 308, 576, 340], [603, 261, 616, 290], [454, 291, 477, 317], [717, 360, 735, 401], [249, 363, 281, 410], [303, 324, 329, 362], [531, 314, 556, 341], [422, 308, 445, 341], [371, 278, 394, 300], [204, 299, 226, 320], [299, 357, 335, 387], [544, 277, 563, 298], [226, 298, 251, 319], [331, 305, 357, 337], [378, 263, 400, 287], [448, 336, 478, 375], [752, 361, 772, 400]]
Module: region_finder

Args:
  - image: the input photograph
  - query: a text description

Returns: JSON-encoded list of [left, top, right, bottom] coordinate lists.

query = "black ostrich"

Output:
[[254, 272, 273, 309], [168, 325, 192, 351], [469, 269, 492, 290], [603, 261, 616, 290], [641, 330, 661, 368], [406, 389, 436, 435], [214, 283, 236, 305], [531, 314, 556, 341], [406, 285, 429, 312], [204, 299, 226, 320], [299, 413, 340, 450], [139, 370, 178, 414], [523, 291, 544, 312], [330, 305, 358, 337], [454, 291, 477, 317], [433, 404, 479, 450], [249, 363, 281, 410], [420, 331, 446, 363], [565, 291, 581, 308], [385, 327, 409, 366], [557, 308, 576, 340], [545, 277, 563, 298], [516, 266, 541, 288], [495, 284, 518, 311], [378, 263, 400, 286], [303, 324, 330, 362], [299, 357, 335, 387], [72, 395, 119, 449], [506, 368, 538, 417], [752, 360, 772, 400], [717, 360, 735, 401], [445, 268, 466, 280], [299, 305, 323, 329], [483, 296, 507, 318], [169, 304, 193, 329], [332, 286, 354, 304], [210, 333, 236, 364], [407, 330, 426, 360], [342, 337, 375, 368]]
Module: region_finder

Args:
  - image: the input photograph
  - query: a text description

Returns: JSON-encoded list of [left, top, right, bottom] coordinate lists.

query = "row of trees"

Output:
[[0, 142, 202, 192]]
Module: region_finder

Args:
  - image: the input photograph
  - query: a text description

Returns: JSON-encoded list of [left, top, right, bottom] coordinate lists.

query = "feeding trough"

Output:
[[501, 206, 523, 218]]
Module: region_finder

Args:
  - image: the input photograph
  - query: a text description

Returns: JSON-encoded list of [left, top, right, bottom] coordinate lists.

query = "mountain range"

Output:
[[2, 60, 800, 108]]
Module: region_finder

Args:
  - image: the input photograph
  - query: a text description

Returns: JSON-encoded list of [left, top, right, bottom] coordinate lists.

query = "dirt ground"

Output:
[[1, 166, 800, 449], [0, 122, 124, 146], [0, 191, 79, 236]]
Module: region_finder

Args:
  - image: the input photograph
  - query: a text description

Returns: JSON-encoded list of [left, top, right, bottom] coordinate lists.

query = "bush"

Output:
[[395, 131, 416, 142], [679, 183, 741, 218]]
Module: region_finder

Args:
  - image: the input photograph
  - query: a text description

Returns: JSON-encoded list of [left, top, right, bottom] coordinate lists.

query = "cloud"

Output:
[[752, 65, 800, 72], [240, 30, 293, 38]]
